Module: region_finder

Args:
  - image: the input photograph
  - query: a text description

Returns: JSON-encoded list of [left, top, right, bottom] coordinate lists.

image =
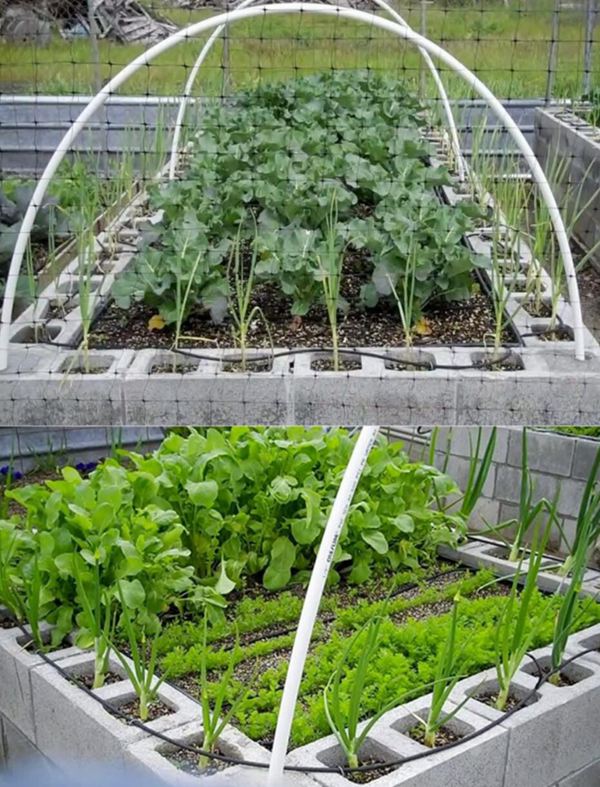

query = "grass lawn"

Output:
[[0, 2, 598, 98]]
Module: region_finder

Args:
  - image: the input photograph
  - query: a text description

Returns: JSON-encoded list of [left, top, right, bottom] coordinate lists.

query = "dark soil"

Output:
[[222, 358, 273, 373], [311, 356, 362, 372], [76, 671, 124, 690], [475, 690, 526, 713], [0, 615, 17, 629], [151, 361, 200, 374], [408, 724, 463, 748], [528, 666, 576, 687], [166, 745, 231, 776], [113, 697, 174, 722], [579, 263, 600, 343], [534, 326, 573, 342], [87, 274, 516, 352], [472, 353, 523, 371], [344, 757, 398, 784], [521, 300, 553, 318]]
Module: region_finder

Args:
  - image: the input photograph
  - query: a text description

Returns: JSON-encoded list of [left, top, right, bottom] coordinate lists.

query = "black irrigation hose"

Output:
[[31, 337, 516, 372], [22, 619, 598, 776]]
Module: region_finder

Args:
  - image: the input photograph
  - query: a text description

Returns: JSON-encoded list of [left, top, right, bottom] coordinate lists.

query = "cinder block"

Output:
[[0, 712, 54, 773], [452, 645, 600, 787], [564, 622, 600, 668], [572, 438, 600, 481], [287, 693, 508, 787], [30, 650, 199, 765], [433, 427, 509, 463], [506, 429, 575, 476], [125, 720, 290, 787], [0, 623, 80, 741], [558, 759, 600, 787]]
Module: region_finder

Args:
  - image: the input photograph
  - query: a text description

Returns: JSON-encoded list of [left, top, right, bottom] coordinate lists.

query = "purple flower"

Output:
[[12, 471, 23, 480], [75, 462, 86, 472], [0, 466, 8, 476], [85, 461, 98, 472]]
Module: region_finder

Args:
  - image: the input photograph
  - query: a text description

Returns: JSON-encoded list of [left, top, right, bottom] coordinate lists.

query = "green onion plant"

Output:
[[315, 193, 346, 371], [112, 584, 166, 721], [494, 523, 554, 711]]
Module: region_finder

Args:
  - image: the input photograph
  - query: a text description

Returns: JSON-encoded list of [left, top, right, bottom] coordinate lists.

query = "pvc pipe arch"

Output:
[[0, 3, 586, 369], [267, 425, 380, 786], [167, 0, 467, 182]]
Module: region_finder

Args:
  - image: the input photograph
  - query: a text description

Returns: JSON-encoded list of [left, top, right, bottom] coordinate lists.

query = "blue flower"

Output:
[[75, 462, 86, 472], [12, 471, 23, 480]]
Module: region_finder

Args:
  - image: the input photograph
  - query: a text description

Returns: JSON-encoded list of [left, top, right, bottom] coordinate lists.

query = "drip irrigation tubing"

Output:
[[17, 620, 599, 774], [12, 587, 596, 776], [31, 339, 518, 372]]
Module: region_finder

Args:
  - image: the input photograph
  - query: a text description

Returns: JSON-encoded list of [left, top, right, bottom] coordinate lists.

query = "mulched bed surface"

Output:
[[87, 275, 516, 352]]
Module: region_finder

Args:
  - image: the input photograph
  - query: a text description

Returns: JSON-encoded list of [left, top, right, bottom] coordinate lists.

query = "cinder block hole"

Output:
[[482, 544, 518, 561], [0, 608, 17, 629], [49, 279, 101, 312], [11, 324, 62, 343], [62, 658, 127, 689], [310, 352, 362, 372], [531, 324, 574, 342], [316, 737, 399, 783], [392, 707, 475, 747], [502, 274, 536, 292], [468, 678, 540, 710], [16, 627, 67, 651], [384, 349, 436, 372], [222, 357, 273, 373], [578, 633, 600, 654], [108, 691, 176, 722], [58, 355, 114, 375], [470, 350, 524, 372], [150, 356, 200, 375], [521, 654, 594, 686], [157, 732, 236, 775], [518, 297, 553, 319]]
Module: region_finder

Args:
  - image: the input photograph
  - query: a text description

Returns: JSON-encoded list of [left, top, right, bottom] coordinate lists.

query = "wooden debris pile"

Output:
[[0, 0, 178, 44]]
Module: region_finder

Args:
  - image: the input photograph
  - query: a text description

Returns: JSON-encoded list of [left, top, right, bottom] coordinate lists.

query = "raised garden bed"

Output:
[[2, 74, 600, 425], [2, 427, 600, 784]]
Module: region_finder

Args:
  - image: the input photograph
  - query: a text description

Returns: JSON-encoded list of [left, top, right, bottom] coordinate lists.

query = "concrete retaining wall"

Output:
[[392, 427, 600, 564], [534, 108, 600, 272], [0, 96, 542, 175]]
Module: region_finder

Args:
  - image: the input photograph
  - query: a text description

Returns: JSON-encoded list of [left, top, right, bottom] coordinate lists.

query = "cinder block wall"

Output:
[[0, 711, 51, 773], [535, 108, 600, 272], [389, 427, 600, 564]]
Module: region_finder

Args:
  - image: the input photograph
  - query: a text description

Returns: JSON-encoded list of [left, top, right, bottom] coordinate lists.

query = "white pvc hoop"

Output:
[[267, 425, 380, 786], [167, 0, 466, 182], [0, 3, 586, 369]]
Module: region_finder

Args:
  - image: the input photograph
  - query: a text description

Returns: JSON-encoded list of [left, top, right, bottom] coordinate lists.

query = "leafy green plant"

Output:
[[112, 583, 166, 722], [122, 427, 466, 591], [113, 71, 487, 332]]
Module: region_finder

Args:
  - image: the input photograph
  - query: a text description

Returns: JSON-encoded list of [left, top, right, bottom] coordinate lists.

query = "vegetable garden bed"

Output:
[[1, 427, 600, 785], [3, 74, 600, 425]]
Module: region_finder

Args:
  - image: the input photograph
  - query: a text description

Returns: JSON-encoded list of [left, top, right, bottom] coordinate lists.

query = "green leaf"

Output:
[[361, 530, 388, 555], [215, 559, 236, 595], [185, 480, 219, 507], [263, 536, 297, 590], [118, 578, 146, 610], [391, 514, 415, 533]]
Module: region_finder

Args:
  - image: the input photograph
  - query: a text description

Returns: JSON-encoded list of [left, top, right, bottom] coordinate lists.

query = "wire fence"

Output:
[[0, 0, 599, 425]]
